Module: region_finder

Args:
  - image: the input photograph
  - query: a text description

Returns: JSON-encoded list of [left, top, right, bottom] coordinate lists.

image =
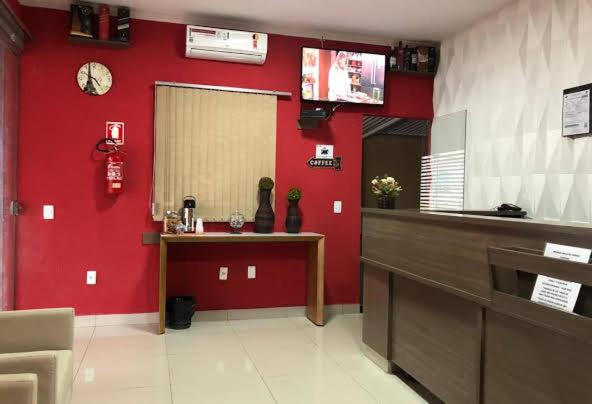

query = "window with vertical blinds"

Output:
[[152, 86, 277, 221]]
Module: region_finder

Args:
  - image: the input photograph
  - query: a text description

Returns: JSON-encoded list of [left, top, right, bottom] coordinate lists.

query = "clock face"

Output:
[[76, 62, 112, 96]]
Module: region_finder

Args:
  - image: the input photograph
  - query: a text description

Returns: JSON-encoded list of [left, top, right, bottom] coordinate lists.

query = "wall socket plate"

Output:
[[43, 205, 54, 220], [219, 267, 228, 280], [248, 265, 256, 279], [333, 201, 342, 214], [86, 270, 97, 285]]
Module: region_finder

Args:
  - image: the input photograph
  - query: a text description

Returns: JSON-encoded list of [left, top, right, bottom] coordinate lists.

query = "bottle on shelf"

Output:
[[389, 45, 397, 71], [403, 45, 410, 72], [428, 47, 437, 73], [396, 41, 405, 71], [98, 4, 109, 40], [417, 47, 429, 73], [410, 48, 418, 71]]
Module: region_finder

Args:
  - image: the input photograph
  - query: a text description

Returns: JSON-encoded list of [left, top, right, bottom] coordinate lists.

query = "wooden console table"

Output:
[[158, 232, 325, 334]]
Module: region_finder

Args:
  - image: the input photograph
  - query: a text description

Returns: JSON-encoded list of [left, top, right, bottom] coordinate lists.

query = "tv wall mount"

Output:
[[297, 104, 343, 130]]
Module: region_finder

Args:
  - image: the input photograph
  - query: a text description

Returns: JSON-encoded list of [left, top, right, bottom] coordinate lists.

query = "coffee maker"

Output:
[[182, 196, 197, 232]]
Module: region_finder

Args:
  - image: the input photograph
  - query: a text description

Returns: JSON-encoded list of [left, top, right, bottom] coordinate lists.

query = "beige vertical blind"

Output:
[[153, 86, 277, 221]]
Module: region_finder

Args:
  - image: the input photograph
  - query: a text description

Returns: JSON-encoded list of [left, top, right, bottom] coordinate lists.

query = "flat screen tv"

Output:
[[301, 47, 386, 105]]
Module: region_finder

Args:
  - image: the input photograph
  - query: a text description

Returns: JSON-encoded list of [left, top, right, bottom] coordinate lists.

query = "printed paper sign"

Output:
[[315, 145, 334, 159], [543, 243, 591, 263], [106, 122, 125, 145], [530, 243, 592, 312], [563, 87, 591, 136], [531, 276, 581, 312]]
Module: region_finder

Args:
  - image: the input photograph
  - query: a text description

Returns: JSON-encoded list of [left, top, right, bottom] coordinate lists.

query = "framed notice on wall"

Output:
[[562, 84, 592, 137]]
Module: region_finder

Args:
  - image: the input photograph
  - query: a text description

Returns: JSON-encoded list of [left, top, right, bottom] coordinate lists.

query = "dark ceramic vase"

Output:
[[285, 199, 302, 233], [254, 189, 275, 233], [377, 196, 396, 209]]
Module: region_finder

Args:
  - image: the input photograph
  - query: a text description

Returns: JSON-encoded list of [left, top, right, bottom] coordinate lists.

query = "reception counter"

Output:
[[361, 209, 592, 404]]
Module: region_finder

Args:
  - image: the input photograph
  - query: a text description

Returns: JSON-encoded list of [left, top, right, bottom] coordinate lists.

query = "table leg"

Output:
[[306, 237, 325, 325], [159, 238, 167, 334]]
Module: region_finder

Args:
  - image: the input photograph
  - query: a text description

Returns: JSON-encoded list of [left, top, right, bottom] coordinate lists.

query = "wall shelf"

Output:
[[68, 35, 130, 48]]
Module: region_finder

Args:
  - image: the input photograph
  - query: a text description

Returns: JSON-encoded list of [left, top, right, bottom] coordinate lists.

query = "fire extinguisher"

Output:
[[96, 138, 125, 195]]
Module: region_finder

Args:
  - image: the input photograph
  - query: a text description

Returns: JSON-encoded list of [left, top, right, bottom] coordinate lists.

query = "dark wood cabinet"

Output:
[[392, 277, 482, 404], [361, 209, 592, 404], [362, 264, 392, 361]]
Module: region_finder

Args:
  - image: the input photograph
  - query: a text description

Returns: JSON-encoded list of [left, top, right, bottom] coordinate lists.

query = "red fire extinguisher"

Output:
[[96, 138, 125, 194]]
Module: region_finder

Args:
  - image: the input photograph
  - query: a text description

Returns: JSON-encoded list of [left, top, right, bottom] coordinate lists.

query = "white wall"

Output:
[[434, 0, 592, 223]]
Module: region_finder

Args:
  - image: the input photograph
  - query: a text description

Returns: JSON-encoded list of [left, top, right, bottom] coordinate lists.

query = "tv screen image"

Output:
[[301, 47, 386, 105]]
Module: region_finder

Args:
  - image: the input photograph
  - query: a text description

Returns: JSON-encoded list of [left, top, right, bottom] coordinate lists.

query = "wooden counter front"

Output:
[[361, 209, 592, 404]]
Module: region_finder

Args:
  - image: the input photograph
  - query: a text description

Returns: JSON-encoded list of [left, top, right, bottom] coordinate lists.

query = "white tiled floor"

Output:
[[72, 314, 430, 404]]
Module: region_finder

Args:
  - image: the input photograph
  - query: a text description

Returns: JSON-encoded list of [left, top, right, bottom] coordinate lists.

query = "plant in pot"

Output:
[[285, 188, 302, 233], [371, 174, 402, 209], [254, 177, 275, 233]]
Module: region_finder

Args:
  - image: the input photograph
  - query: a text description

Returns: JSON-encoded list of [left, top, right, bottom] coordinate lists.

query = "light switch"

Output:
[[333, 201, 342, 214], [248, 265, 256, 279], [43, 205, 54, 220]]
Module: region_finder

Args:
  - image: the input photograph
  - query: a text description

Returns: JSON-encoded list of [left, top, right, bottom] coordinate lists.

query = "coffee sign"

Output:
[[307, 156, 342, 170]]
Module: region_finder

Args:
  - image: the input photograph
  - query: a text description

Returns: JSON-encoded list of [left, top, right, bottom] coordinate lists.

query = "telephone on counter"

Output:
[[497, 203, 522, 212]]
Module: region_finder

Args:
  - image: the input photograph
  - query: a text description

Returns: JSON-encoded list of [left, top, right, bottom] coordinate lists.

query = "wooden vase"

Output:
[[254, 189, 275, 233], [285, 199, 302, 233]]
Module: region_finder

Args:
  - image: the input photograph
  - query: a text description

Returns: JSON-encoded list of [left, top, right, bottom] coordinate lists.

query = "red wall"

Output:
[[16, 7, 433, 315], [4, 0, 22, 19]]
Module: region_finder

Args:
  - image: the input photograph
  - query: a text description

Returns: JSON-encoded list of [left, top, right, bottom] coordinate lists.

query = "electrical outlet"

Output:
[[248, 265, 256, 279], [43, 205, 54, 220], [333, 201, 342, 214], [86, 270, 97, 285], [219, 267, 228, 280]]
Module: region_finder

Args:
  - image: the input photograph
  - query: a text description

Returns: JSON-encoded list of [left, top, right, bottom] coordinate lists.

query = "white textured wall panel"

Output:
[[434, 0, 592, 223]]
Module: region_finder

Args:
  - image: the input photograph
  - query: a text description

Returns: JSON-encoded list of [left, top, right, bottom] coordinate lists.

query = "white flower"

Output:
[[371, 179, 378, 185]]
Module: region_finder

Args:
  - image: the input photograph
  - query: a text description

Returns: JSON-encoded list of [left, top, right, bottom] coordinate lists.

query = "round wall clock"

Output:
[[76, 62, 112, 96]]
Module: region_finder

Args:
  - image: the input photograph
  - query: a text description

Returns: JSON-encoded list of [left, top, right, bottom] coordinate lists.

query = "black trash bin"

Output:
[[166, 296, 196, 329]]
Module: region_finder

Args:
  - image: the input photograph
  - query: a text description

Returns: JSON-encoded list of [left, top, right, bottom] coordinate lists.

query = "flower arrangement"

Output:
[[287, 188, 302, 201], [258, 177, 275, 191], [371, 174, 402, 197]]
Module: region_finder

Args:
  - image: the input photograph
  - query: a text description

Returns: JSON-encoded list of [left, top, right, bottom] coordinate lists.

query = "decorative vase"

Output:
[[254, 189, 275, 233], [229, 211, 245, 234], [285, 199, 302, 233], [377, 196, 395, 209]]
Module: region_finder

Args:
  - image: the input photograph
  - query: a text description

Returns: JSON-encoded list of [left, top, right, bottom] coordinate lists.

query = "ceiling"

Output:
[[21, 0, 514, 44]]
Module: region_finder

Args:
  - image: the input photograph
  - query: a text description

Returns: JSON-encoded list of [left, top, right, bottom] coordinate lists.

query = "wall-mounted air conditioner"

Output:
[[185, 25, 268, 65]]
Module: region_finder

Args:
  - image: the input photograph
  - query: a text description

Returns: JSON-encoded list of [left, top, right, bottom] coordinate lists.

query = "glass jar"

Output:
[[164, 211, 182, 234], [229, 211, 245, 234]]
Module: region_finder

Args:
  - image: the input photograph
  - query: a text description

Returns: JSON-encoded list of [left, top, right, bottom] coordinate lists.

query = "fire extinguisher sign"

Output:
[[106, 122, 125, 145]]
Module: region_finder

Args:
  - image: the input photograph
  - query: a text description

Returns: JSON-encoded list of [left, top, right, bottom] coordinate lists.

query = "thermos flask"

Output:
[[182, 196, 197, 233]]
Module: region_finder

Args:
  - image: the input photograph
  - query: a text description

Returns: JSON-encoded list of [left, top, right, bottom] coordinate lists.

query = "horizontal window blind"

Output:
[[420, 149, 465, 211], [153, 86, 277, 221]]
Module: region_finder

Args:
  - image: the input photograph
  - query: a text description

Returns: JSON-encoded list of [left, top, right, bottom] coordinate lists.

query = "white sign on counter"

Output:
[[543, 243, 591, 263], [530, 243, 592, 312]]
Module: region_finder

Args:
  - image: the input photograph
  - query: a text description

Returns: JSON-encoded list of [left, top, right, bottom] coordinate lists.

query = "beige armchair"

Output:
[[0, 308, 74, 404]]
